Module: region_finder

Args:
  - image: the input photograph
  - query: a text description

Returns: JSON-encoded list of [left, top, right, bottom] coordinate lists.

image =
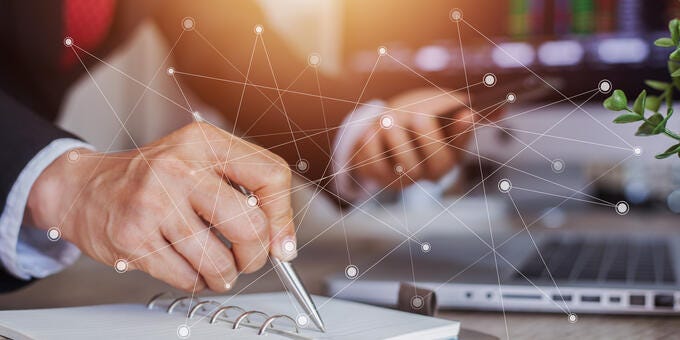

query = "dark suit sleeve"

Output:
[[0, 90, 78, 212], [151, 1, 363, 190], [0, 90, 78, 292]]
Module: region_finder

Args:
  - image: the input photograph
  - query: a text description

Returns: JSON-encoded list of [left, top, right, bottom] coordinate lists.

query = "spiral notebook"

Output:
[[0, 292, 459, 339]]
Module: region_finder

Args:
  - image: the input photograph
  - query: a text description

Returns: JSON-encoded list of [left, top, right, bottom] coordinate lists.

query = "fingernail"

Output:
[[280, 236, 297, 260]]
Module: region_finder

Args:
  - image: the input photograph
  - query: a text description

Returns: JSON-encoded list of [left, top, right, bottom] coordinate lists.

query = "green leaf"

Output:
[[655, 143, 680, 159], [603, 89, 628, 111], [670, 19, 679, 45], [613, 114, 644, 123], [653, 108, 674, 134], [632, 90, 646, 115], [671, 49, 680, 61], [636, 113, 664, 136], [645, 80, 671, 91], [655, 37, 676, 47], [646, 95, 662, 112], [672, 68, 680, 77]]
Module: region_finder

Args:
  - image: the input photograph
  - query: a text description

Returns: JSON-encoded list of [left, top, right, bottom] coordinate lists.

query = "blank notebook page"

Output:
[[0, 293, 459, 339]]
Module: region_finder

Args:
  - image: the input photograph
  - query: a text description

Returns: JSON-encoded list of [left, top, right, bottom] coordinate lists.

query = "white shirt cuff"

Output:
[[0, 138, 94, 280], [330, 99, 387, 203]]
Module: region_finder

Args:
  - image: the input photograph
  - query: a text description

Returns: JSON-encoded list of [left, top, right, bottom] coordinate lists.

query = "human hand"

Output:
[[349, 88, 476, 189], [27, 122, 295, 292]]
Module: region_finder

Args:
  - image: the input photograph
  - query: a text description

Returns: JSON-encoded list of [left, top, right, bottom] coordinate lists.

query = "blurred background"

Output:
[[61, 0, 680, 233]]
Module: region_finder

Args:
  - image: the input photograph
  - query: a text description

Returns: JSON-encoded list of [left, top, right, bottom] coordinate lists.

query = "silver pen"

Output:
[[236, 185, 326, 332]]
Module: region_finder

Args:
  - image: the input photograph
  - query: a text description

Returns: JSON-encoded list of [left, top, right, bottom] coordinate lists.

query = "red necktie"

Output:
[[61, 0, 116, 69]]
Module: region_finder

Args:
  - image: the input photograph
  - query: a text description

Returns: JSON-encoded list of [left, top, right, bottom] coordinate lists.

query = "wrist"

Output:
[[26, 148, 93, 231]]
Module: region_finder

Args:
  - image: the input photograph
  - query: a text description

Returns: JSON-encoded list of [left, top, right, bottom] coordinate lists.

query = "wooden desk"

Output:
[[1, 209, 679, 339]]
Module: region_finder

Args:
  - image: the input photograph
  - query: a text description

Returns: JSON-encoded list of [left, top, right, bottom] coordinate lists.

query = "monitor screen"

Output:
[[342, 0, 679, 98]]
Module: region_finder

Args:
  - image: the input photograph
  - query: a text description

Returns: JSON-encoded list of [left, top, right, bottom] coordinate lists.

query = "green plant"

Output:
[[603, 18, 680, 159]]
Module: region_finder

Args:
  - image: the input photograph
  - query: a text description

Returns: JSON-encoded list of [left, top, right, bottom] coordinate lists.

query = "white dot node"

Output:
[[225, 282, 232, 290], [254, 24, 264, 35], [246, 194, 259, 207], [394, 164, 404, 175], [568, 313, 578, 323], [192, 111, 203, 122], [47, 227, 61, 241], [421, 242, 431, 253], [345, 265, 359, 279], [483, 73, 497, 87], [114, 259, 128, 273], [167, 67, 175, 76], [283, 240, 296, 254], [308, 53, 321, 67], [598, 79, 612, 94], [615, 201, 629, 215], [450, 8, 463, 22], [182, 17, 195, 31], [551, 159, 565, 173], [296, 314, 309, 327], [498, 179, 512, 193], [67, 149, 80, 162], [380, 115, 394, 129], [63, 36, 73, 47], [296, 159, 309, 173], [177, 324, 191, 338], [377, 46, 388, 56], [633, 147, 642, 156], [411, 296, 424, 309], [506, 92, 516, 103]]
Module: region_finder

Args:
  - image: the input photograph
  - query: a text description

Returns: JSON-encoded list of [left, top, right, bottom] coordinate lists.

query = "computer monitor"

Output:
[[342, 0, 678, 98]]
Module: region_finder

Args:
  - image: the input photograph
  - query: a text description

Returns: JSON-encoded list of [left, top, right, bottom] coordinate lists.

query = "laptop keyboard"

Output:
[[516, 236, 676, 284]]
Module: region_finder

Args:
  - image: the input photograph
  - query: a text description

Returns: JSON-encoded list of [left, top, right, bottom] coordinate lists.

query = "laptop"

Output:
[[326, 231, 680, 314]]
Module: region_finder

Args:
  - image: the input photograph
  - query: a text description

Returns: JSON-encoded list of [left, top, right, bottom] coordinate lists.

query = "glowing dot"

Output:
[[47, 227, 61, 241], [63, 37, 73, 47], [246, 194, 259, 207], [498, 179, 512, 193], [394, 164, 404, 175], [182, 17, 195, 31], [551, 159, 565, 173], [506, 92, 517, 103], [633, 147, 642, 156], [225, 282, 232, 290], [483, 73, 497, 87], [598, 79, 612, 94], [254, 25, 264, 34], [568, 313, 578, 323], [421, 242, 431, 253], [114, 259, 128, 273], [167, 67, 175, 75], [308, 53, 321, 67], [67, 150, 80, 162], [411, 296, 424, 309], [177, 324, 191, 338], [615, 201, 629, 215], [283, 239, 296, 254], [377, 46, 388, 56], [296, 314, 309, 327], [380, 115, 394, 129], [450, 8, 463, 22], [296, 159, 309, 173], [192, 111, 203, 122], [345, 265, 359, 279]]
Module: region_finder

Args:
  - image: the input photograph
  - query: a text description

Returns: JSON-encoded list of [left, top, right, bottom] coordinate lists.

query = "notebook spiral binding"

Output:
[[146, 292, 300, 336]]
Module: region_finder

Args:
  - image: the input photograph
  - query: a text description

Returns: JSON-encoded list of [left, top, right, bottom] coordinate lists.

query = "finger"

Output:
[[162, 208, 238, 292], [133, 236, 207, 292], [445, 108, 476, 153], [382, 123, 422, 184], [190, 177, 269, 273], [410, 114, 456, 180], [191, 123, 295, 262], [351, 128, 395, 187]]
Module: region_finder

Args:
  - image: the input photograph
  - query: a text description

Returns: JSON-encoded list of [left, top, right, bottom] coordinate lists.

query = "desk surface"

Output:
[[2, 209, 679, 339]]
